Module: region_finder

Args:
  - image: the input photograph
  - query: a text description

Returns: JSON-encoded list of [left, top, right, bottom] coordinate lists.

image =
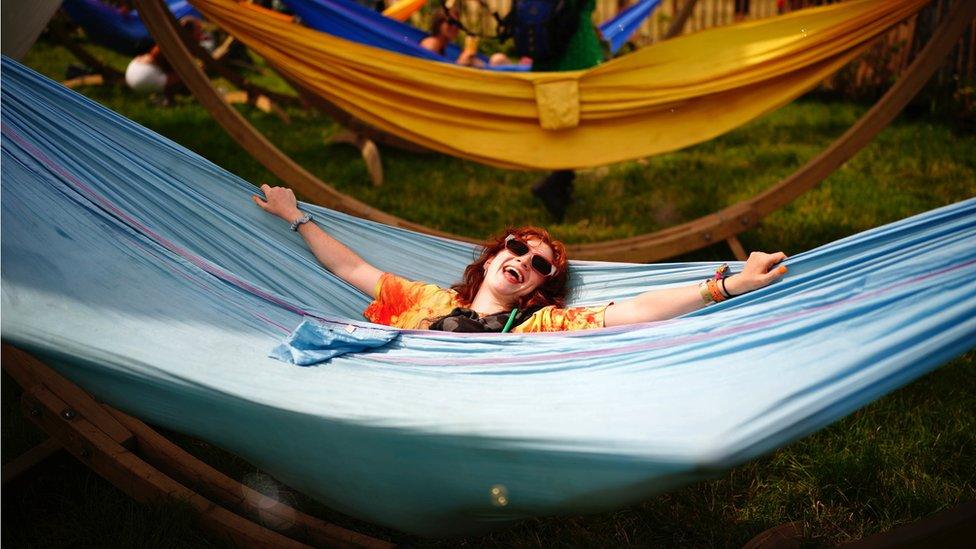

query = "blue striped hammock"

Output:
[[279, 0, 661, 69], [2, 58, 974, 536]]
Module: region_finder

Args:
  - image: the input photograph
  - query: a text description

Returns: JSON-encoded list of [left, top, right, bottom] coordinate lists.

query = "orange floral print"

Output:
[[364, 274, 607, 332]]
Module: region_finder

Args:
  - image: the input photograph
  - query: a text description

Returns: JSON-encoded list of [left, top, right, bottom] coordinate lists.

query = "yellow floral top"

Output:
[[363, 273, 607, 332]]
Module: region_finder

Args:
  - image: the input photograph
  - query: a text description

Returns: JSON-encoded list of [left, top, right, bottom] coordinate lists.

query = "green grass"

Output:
[[3, 35, 975, 547]]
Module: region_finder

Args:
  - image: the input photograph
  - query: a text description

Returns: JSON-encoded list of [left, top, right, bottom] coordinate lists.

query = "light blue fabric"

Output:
[[279, 0, 660, 70], [271, 317, 399, 365], [2, 58, 975, 536]]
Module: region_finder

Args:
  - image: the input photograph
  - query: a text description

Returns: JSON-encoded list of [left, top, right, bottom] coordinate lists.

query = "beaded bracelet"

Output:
[[707, 279, 726, 303], [700, 279, 729, 305]]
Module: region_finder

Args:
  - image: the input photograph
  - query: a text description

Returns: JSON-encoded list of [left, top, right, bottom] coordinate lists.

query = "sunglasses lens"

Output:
[[505, 235, 556, 277], [531, 255, 554, 277], [505, 237, 529, 256]]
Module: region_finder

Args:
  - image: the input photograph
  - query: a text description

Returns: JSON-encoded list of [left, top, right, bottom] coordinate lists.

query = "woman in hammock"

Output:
[[254, 185, 788, 332], [419, 7, 482, 67]]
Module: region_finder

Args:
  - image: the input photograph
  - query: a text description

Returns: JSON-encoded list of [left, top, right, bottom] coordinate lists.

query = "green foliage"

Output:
[[3, 35, 974, 547]]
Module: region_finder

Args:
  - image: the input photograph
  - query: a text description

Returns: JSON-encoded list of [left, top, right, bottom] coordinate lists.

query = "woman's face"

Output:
[[440, 19, 459, 40], [482, 236, 555, 303]]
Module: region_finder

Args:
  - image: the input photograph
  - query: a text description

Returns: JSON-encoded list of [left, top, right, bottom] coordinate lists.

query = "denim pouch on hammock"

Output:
[[270, 317, 399, 366]]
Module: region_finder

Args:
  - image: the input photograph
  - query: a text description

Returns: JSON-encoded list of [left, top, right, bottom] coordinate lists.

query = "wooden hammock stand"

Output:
[[277, 69, 432, 187], [1, 344, 392, 548], [133, 0, 975, 262], [48, 12, 126, 88], [235, 1, 428, 186]]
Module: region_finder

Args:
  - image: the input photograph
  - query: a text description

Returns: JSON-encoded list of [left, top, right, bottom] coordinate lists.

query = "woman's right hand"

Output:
[[723, 251, 788, 296], [252, 183, 383, 297], [252, 184, 302, 223]]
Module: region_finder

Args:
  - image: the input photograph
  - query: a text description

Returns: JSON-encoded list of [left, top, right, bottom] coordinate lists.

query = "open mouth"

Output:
[[503, 266, 523, 284]]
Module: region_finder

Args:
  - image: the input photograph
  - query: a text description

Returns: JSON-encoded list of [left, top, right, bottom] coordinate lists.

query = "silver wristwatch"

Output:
[[289, 212, 312, 231]]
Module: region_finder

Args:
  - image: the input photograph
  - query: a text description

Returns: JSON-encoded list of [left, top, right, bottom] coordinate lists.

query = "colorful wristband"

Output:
[[698, 281, 713, 305], [707, 279, 726, 303]]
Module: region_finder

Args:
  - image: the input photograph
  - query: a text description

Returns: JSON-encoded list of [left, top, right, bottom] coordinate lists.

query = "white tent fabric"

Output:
[[1, 0, 61, 60]]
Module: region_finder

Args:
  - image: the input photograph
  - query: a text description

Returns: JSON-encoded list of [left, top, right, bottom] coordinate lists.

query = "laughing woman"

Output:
[[254, 185, 788, 333]]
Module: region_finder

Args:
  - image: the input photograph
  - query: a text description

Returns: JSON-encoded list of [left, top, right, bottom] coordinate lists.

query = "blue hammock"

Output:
[[2, 57, 975, 536], [279, 0, 660, 69], [61, 0, 201, 56]]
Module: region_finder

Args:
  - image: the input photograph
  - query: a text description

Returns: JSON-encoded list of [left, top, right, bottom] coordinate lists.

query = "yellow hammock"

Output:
[[190, 0, 926, 170], [382, 0, 426, 22]]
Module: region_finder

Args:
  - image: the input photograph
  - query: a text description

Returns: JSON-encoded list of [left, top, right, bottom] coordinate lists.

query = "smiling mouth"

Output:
[[503, 266, 523, 283]]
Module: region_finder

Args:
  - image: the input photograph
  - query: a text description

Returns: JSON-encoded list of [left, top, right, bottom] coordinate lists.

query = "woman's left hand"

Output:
[[252, 183, 302, 223], [456, 51, 483, 67], [723, 251, 789, 296]]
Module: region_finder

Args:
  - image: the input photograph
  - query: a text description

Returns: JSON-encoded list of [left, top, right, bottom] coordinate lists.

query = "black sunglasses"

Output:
[[505, 235, 557, 277]]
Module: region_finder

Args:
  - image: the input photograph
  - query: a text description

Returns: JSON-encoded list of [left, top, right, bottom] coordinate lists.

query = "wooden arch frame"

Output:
[[2, 344, 393, 548], [132, 0, 975, 262]]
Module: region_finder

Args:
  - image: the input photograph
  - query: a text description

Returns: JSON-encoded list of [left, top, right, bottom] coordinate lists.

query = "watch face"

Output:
[[290, 213, 311, 231]]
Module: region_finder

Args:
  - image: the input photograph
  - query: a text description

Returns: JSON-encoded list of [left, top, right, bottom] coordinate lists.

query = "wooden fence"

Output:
[[455, 0, 857, 44]]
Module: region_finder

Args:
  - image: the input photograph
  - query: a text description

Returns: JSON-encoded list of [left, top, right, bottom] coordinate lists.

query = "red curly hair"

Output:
[[452, 226, 569, 310]]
